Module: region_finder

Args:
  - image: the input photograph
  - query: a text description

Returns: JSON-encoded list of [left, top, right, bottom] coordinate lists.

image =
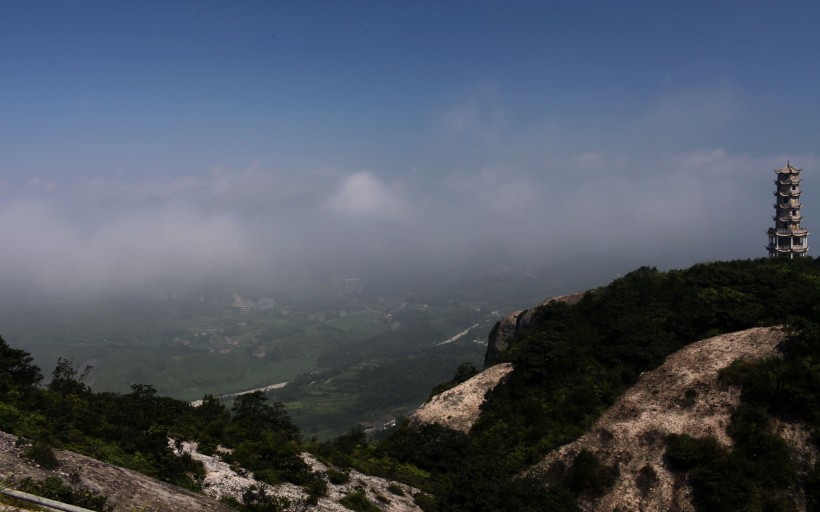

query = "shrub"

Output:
[[412, 491, 437, 512], [664, 434, 724, 472], [636, 464, 658, 496], [239, 484, 291, 512], [689, 456, 754, 512], [339, 490, 380, 512], [387, 483, 405, 496], [24, 441, 59, 469], [17, 476, 108, 511], [565, 449, 617, 496], [303, 472, 328, 500], [682, 388, 698, 408], [327, 468, 350, 485]]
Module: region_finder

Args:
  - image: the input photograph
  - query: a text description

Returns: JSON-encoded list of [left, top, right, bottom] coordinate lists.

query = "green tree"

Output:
[[48, 357, 92, 396], [0, 335, 42, 391], [232, 391, 298, 439]]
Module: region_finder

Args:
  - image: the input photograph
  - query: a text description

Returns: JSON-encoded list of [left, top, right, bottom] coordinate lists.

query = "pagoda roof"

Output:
[[774, 161, 801, 174]]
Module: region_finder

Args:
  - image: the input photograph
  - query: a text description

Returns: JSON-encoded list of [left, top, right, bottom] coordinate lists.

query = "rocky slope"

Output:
[[175, 442, 423, 512], [415, 321, 817, 511], [0, 431, 234, 512], [532, 326, 817, 512], [411, 290, 582, 433], [409, 362, 514, 433], [0, 433, 423, 512]]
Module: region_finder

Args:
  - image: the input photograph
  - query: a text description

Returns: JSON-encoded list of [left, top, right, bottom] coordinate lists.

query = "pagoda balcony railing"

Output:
[[773, 215, 802, 222], [768, 245, 809, 253], [776, 177, 800, 185], [768, 227, 809, 236], [768, 239, 809, 247], [775, 190, 802, 197], [773, 202, 802, 209]]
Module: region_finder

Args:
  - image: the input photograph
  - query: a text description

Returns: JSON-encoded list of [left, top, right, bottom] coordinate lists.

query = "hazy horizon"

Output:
[[3, 2, 820, 294]]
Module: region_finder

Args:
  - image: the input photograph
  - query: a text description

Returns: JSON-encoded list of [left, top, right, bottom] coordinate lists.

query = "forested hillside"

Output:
[[3, 258, 820, 511], [0, 341, 321, 510], [365, 258, 820, 511]]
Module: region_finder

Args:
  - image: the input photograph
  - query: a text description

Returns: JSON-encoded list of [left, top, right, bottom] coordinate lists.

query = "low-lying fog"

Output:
[[1, 147, 802, 296]]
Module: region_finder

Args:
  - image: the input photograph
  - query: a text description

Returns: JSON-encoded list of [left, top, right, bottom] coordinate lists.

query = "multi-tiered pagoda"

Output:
[[767, 161, 809, 258]]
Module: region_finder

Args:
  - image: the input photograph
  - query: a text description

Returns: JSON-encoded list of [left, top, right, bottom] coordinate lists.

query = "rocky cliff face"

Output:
[[484, 292, 584, 366]]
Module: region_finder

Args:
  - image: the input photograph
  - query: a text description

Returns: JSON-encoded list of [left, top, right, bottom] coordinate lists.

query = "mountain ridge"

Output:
[[411, 322, 814, 511], [532, 325, 813, 511], [403, 259, 820, 510]]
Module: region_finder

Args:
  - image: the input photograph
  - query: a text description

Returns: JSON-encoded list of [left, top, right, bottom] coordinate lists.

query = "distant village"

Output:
[[171, 276, 499, 357]]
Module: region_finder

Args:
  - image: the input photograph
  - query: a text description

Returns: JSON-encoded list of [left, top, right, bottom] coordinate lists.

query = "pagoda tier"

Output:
[[773, 214, 802, 222], [767, 162, 809, 258]]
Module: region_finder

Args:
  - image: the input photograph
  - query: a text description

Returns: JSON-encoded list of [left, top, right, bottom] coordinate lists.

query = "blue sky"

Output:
[[2, 1, 820, 290]]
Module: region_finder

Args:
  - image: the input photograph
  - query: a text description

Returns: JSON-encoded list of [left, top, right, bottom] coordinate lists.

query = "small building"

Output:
[[767, 162, 809, 258]]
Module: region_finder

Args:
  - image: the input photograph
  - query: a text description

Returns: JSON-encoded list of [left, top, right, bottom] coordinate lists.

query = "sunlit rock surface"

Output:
[[410, 362, 514, 433], [532, 326, 818, 512]]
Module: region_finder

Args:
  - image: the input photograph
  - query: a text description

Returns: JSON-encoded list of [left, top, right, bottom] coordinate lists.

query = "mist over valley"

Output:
[[4, 3, 820, 510]]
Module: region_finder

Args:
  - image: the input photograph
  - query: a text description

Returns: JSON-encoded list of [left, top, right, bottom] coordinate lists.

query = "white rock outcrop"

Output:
[[410, 362, 514, 433], [533, 326, 797, 512], [176, 441, 424, 511]]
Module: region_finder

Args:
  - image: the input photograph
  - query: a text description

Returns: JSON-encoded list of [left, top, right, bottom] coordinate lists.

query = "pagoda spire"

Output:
[[767, 162, 809, 258]]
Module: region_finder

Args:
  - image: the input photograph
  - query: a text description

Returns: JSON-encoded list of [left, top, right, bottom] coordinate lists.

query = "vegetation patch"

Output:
[[565, 449, 617, 497], [663, 406, 797, 511], [338, 490, 380, 512], [374, 259, 820, 510], [327, 468, 351, 485], [387, 482, 405, 496], [23, 440, 59, 469], [16, 476, 109, 511], [635, 464, 657, 496]]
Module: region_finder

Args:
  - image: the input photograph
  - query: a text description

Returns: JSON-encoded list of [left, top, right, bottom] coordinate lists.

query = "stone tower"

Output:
[[767, 161, 809, 258]]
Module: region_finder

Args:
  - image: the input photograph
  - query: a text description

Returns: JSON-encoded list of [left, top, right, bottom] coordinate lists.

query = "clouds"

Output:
[[0, 195, 253, 291], [326, 171, 409, 220], [1, 78, 816, 295], [0, 145, 812, 294], [4, 3, 820, 301]]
